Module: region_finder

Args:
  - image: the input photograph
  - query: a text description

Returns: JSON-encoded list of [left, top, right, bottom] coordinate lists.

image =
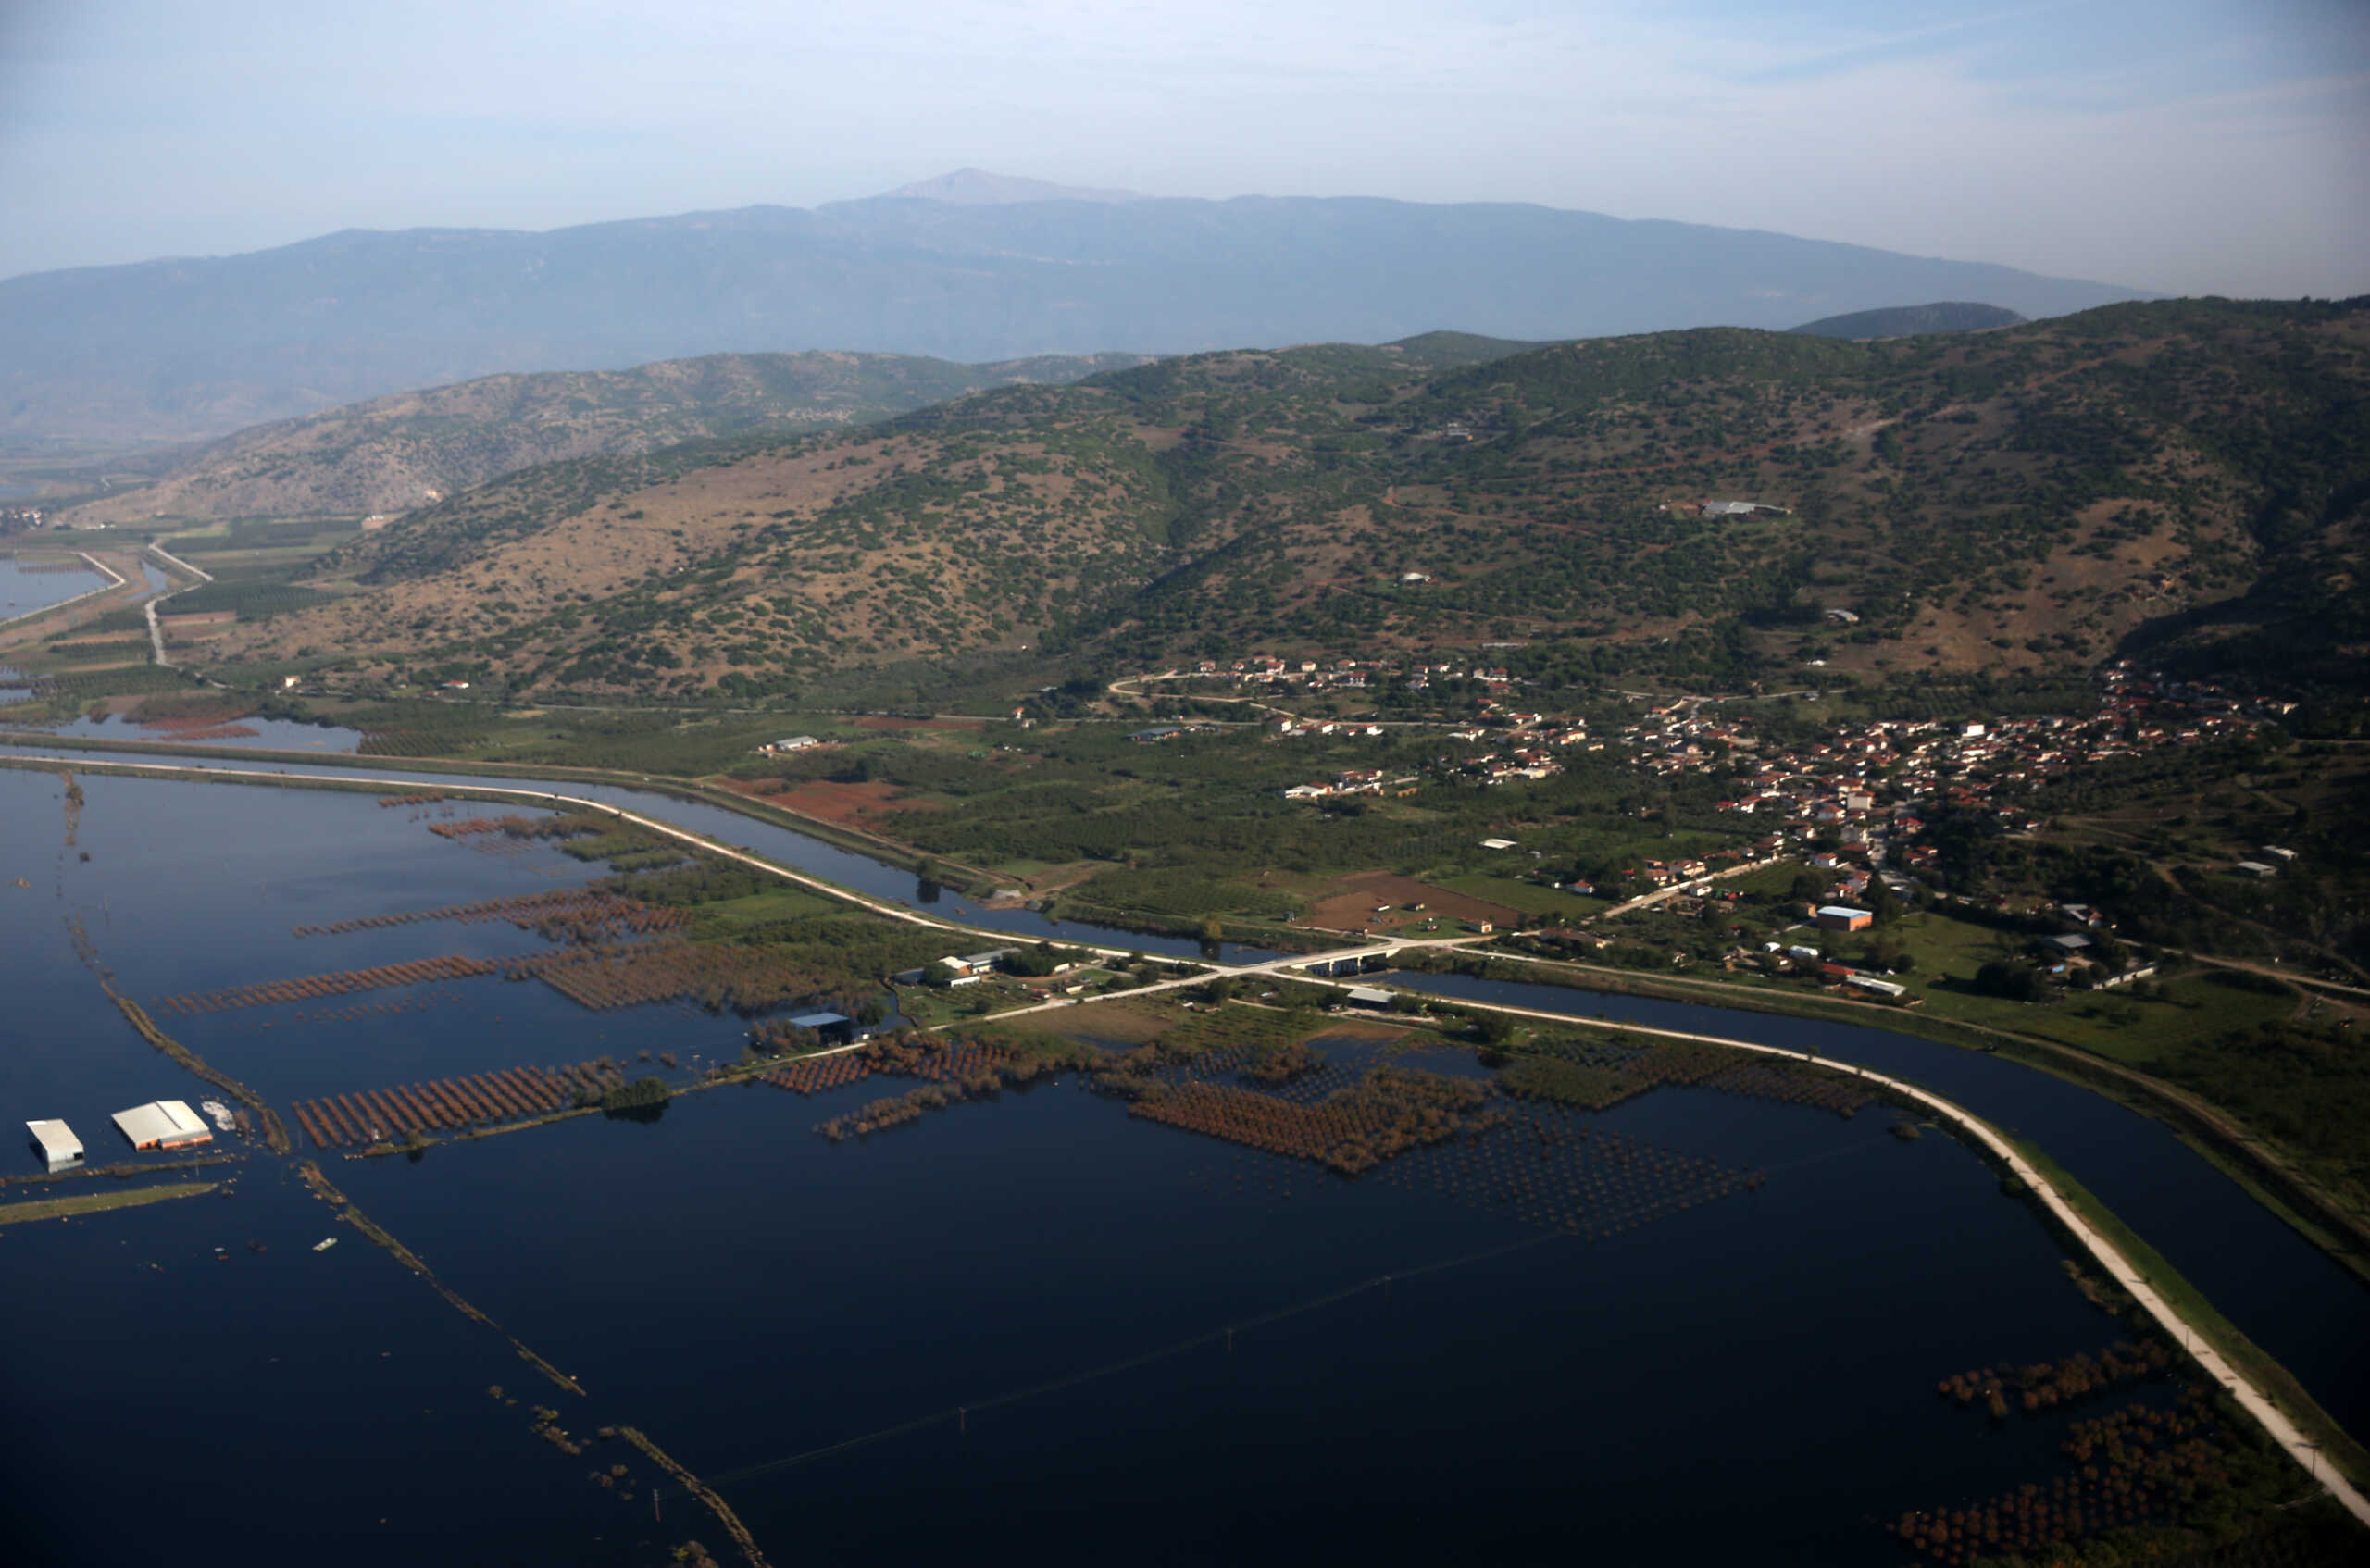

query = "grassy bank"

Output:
[[2009, 1139, 2370, 1493], [0, 1181, 218, 1225]]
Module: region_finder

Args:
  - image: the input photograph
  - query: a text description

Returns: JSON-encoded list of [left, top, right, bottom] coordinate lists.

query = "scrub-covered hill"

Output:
[[198, 299, 2370, 700], [58, 348, 1153, 527]]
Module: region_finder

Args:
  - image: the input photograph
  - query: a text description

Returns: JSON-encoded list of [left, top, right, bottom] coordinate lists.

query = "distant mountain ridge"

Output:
[[59, 348, 1154, 527], [1791, 302, 2027, 338], [0, 179, 2150, 441], [871, 168, 1141, 205]]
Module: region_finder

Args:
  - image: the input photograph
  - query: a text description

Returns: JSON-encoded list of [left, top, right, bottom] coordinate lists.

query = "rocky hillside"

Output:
[[198, 301, 2369, 698], [59, 349, 1151, 526]]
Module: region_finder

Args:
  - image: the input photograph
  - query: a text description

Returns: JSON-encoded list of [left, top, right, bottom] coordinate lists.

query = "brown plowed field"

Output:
[[1301, 871, 1523, 932], [717, 776, 935, 829]]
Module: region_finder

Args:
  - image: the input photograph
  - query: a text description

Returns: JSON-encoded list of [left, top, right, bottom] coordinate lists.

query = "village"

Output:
[[1116, 652, 2308, 1005]]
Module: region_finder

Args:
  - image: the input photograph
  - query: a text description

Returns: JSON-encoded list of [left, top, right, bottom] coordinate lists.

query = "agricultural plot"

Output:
[[292, 887, 689, 943], [1067, 865, 1301, 922], [1109, 1039, 1765, 1235], [1129, 1068, 1496, 1175], [510, 938, 860, 1015], [1500, 1034, 1877, 1118], [759, 1037, 1017, 1098], [1300, 870, 1526, 933], [292, 1060, 628, 1149], [1890, 1388, 2267, 1564], [1429, 873, 1599, 917], [154, 954, 500, 1015], [1372, 1103, 1764, 1238]]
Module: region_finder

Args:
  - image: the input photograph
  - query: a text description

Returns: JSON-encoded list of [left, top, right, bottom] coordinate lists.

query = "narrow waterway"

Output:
[[0, 743, 1285, 960]]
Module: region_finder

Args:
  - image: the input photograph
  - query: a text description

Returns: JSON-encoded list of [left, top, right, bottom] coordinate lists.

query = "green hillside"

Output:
[[196, 300, 2370, 701]]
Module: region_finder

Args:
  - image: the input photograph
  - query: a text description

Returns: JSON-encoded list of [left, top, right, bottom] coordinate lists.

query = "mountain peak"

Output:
[[872, 168, 1141, 205]]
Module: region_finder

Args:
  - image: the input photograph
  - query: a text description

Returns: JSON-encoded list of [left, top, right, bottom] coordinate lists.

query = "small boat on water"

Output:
[[312, 1238, 338, 1252], [199, 1100, 234, 1132]]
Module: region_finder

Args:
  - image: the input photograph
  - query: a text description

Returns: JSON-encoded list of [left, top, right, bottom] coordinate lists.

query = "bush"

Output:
[[1974, 960, 2046, 1002]]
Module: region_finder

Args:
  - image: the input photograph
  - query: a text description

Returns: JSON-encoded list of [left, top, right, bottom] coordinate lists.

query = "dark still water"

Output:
[[0, 741, 1279, 961], [0, 769, 2320, 1564], [1388, 970, 2370, 1442]]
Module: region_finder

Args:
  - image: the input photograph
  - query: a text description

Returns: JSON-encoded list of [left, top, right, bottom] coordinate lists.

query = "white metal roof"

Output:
[[112, 1100, 210, 1147], [1345, 986, 1396, 1006], [26, 1119, 82, 1162]]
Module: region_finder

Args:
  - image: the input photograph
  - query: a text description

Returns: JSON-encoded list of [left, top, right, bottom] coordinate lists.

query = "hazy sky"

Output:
[[3, 0, 2364, 294]]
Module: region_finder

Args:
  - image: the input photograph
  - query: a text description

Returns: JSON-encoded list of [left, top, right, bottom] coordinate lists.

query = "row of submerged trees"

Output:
[[156, 954, 500, 1015], [1936, 1341, 2176, 1420], [1890, 1391, 2258, 1564], [293, 1060, 630, 1148]]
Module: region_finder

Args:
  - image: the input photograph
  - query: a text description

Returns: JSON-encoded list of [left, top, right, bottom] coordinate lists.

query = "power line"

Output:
[[670, 1229, 1570, 1500]]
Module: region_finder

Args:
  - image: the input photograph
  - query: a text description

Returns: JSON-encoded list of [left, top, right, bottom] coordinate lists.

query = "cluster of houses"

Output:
[[1183, 654, 1528, 695], [1625, 670, 2280, 858], [1191, 655, 1374, 691], [1269, 718, 1389, 740], [1280, 768, 1419, 801], [896, 948, 1024, 988]]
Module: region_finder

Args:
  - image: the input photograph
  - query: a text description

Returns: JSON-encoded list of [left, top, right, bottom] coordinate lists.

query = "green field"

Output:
[[687, 886, 845, 930], [1877, 908, 2294, 1061], [1430, 872, 1604, 918]]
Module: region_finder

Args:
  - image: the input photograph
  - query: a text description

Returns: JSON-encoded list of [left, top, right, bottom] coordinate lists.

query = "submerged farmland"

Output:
[[0, 764, 2360, 1566]]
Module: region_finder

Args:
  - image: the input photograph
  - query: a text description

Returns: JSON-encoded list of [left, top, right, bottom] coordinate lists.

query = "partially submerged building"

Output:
[[111, 1100, 213, 1151], [26, 1119, 82, 1169], [783, 1011, 855, 1044]]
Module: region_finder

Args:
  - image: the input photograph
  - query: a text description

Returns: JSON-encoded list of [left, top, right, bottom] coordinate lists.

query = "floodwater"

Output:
[[0, 741, 1279, 960], [0, 768, 2200, 1564], [29, 713, 365, 753], [0, 554, 107, 618], [1387, 968, 2370, 1442]]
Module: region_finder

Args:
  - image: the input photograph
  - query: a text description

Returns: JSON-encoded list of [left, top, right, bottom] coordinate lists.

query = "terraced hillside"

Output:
[[59, 348, 1153, 527], [199, 301, 2370, 698]]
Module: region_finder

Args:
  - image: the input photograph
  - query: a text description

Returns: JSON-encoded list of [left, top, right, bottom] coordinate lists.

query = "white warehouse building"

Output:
[[111, 1100, 213, 1151], [27, 1119, 83, 1169]]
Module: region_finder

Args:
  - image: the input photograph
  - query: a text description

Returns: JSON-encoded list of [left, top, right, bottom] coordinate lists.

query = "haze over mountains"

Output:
[[1, 172, 2150, 442]]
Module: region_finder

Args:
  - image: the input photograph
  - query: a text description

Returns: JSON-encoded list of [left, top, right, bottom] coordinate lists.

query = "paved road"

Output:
[[142, 544, 214, 667], [1599, 855, 1781, 918]]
